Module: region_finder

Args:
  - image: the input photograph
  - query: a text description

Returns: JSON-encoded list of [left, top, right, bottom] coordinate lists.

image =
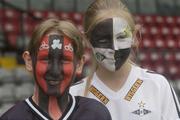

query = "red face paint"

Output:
[[35, 35, 75, 96]]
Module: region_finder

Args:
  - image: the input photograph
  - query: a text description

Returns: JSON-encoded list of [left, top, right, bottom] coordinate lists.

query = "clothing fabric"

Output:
[[0, 94, 111, 120], [70, 65, 180, 120]]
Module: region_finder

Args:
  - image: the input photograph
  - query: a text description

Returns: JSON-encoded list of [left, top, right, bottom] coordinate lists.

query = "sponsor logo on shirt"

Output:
[[132, 101, 151, 116], [89, 85, 109, 105], [124, 79, 143, 101]]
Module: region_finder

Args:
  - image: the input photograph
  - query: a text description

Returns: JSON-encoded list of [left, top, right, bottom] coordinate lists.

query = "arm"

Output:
[[161, 79, 180, 120]]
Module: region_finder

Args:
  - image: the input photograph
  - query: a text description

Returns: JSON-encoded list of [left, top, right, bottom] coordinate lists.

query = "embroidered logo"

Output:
[[89, 85, 109, 105], [132, 101, 151, 116], [51, 39, 62, 49], [124, 79, 143, 101]]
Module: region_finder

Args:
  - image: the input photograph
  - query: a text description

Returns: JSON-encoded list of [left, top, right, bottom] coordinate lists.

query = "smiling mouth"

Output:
[[47, 80, 60, 85]]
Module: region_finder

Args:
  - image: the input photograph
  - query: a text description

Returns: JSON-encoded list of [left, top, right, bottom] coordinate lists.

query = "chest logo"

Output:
[[132, 101, 151, 116]]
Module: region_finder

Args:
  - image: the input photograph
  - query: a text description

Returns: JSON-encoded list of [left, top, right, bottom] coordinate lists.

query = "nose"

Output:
[[45, 60, 63, 81]]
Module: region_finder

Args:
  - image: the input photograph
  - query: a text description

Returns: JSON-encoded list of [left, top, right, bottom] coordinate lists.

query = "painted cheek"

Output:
[[59, 36, 74, 94], [60, 63, 74, 93], [36, 59, 48, 93]]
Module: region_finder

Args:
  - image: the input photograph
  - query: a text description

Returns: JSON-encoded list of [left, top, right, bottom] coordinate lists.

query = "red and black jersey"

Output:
[[0, 94, 112, 120]]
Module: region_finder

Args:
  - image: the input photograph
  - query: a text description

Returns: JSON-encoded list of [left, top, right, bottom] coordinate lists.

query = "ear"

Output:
[[76, 55, 86, 75], [22, 51, 33, 72]]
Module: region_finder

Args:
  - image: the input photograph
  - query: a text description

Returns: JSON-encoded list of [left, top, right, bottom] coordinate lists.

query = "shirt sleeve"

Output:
[[161, 78, 180, 120]]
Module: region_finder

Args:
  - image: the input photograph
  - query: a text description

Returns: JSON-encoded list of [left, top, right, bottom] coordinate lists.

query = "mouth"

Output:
[[47, 80, 60, 86]]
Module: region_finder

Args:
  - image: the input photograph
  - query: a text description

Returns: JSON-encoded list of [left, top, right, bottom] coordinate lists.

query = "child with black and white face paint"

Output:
[[90, 17, 133, 71], [70, 0, 180, 120], [0, 19, 112, 120]]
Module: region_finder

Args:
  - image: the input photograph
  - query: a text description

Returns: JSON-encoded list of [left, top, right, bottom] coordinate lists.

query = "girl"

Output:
[[70, 0, 180, 119]]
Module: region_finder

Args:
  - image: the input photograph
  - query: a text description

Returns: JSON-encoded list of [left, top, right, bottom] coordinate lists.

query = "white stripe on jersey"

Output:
[[25, 94, 76, 120], [62, 95, 76, 120], [25, 98, 49, 120], [170, 85, 180, 118]]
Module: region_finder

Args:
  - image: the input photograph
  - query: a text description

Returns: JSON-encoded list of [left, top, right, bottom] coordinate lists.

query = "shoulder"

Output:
[[137, 66, 169, 88], [74, 96, 111, 120], [0, 100, 31, 120], [70, 77, 87, 96], [137, 67, 167, 82]]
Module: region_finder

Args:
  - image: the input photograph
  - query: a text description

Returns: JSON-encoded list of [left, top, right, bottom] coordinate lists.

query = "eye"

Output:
[[99, 39, 107, 43], [116, 32, 127, 39]]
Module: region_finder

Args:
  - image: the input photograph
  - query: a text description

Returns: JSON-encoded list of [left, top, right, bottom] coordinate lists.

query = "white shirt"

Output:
[[70, 65, 180, 120]]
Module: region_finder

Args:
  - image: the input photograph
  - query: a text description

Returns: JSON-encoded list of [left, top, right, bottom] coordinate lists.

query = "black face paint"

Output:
[[90, 18, 113, 49], [115, 48, 131, 70], [45, 35, 63, 95]]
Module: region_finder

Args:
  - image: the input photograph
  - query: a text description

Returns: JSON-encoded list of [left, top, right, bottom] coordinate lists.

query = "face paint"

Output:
[[90, 17, 132, 71], [36, 34, 75, 96]]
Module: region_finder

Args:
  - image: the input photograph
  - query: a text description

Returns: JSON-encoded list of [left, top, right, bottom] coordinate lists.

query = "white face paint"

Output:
[[113, 17, 133, 50]]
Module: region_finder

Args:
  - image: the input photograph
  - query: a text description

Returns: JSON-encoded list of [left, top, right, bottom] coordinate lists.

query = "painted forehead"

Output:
[[93, 17, 131, 35], [39, 34, 74, 52]]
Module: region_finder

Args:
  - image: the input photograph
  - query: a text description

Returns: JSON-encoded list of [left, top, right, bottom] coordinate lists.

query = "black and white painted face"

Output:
[[90, 17, 133, 71]]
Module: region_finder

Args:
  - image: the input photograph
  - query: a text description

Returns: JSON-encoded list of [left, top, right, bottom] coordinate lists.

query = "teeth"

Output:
[[48, 81, 59, 85]]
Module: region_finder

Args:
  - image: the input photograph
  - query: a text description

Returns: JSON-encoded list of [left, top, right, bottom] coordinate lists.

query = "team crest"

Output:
[[132, 101, 151, 116]]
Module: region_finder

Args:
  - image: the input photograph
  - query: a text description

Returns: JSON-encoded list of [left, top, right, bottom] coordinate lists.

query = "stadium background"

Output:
[[0, 0, 180, 115]]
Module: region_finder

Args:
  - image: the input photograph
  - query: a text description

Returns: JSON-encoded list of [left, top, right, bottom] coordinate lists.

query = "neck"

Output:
[[96, 60, 132, 92], [32, 84, 69, 120]]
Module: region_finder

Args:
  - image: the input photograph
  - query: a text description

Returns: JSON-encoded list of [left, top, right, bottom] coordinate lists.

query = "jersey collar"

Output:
[[25, 94, 76, 120]]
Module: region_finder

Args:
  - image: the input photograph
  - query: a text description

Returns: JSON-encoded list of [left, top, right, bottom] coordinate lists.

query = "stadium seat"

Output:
[[15, 83, 34, 100], [7, 33, 18, 48], [0, 83, 15, 103], [175, 51, 180, 62], [165, 36, 177, 48], [154, 36, 166, 48], [0, 68, 14, 84]]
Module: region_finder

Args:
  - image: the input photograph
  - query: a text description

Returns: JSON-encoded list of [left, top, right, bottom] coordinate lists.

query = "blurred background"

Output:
[[0, 0, 180, 115]]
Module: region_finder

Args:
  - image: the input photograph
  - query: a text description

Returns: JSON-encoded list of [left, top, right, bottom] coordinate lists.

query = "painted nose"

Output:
[[45, 60, 63, 81]]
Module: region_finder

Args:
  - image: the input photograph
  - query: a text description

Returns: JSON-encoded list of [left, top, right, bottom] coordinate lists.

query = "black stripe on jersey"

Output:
[[170, 85, 180, 118]]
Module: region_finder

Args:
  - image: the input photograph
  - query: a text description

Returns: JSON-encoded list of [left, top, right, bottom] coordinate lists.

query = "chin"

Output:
[[46, 90, 60, 96]]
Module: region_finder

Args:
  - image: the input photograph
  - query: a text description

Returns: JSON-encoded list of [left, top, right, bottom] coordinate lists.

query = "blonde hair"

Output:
[[83, 0, 140, 96]]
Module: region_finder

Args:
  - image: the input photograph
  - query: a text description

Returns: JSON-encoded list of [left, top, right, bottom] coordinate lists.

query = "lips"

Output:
[[47, 80, 60, 85]]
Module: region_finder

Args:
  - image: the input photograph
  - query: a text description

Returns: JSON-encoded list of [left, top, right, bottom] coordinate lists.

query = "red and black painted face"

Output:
[[35, 34, 75, 96]]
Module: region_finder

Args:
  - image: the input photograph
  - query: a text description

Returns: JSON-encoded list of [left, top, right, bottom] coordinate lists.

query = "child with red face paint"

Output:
[[70, 0, 180, 120], [0, 19, 112, 120]]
